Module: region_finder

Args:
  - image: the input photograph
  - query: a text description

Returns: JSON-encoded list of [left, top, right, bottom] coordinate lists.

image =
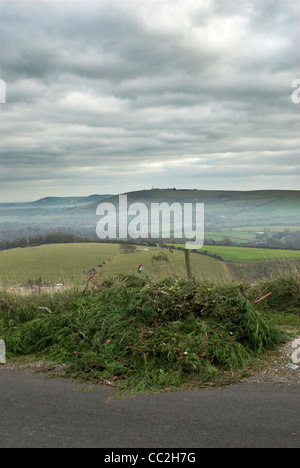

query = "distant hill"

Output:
[[0, 189, 299, 242], [33, 194, 113, 205], [79, 189, 300, 229]]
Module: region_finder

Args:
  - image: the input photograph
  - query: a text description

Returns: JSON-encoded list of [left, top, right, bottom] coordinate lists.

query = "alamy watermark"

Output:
[[291, 79, 300, 104], [96, 195, 204, 249], [0, 79, 6, 104], [291, 338, 300, 364]]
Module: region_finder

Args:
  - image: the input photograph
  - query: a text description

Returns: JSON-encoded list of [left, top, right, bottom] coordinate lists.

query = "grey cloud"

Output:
[[0, 0, 299, 201]]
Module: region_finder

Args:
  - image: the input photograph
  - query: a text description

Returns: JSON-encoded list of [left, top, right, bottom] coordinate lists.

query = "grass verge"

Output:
[[0, 273, 298, 396]]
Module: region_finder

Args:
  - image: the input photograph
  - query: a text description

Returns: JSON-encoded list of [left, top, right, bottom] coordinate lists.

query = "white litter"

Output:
[[37, 307, 53, 314]]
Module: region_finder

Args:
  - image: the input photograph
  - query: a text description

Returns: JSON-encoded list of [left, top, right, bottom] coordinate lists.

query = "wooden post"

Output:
[[184, 249, 193, 280]]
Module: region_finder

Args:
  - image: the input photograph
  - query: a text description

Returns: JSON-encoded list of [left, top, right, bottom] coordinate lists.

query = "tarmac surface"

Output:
[[0, 368, 299, 448]]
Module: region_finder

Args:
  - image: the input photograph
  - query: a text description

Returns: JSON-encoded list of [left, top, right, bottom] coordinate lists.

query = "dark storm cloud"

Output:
[[0, 0, 299, 201]]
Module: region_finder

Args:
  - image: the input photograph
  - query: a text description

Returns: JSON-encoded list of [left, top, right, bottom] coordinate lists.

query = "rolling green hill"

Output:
[[82, 188, 300, 229]]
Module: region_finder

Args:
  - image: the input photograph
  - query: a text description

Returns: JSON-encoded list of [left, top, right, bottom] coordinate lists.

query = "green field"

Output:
[[205, 231, 257, 243], [2, 242, 300, 287], [0, 243, 229, 286], [200, 246, 300, 262], [167, 244, 300, 262]]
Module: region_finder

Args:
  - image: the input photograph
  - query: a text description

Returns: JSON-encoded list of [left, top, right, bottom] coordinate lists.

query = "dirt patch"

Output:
[[244, 335, 300, 385], [0, 356, 69, 376]]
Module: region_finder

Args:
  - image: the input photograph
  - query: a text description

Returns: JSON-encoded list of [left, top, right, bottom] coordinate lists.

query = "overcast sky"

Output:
[[0, 0, 299, 202]]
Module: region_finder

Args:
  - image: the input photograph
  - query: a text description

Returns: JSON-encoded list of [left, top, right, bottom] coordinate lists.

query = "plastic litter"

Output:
[[286, 363, 298, 370]]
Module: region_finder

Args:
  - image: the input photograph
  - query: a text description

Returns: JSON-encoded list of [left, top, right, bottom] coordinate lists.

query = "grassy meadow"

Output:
[[0, 242, 229, 287], [1, 242, 300, 288]]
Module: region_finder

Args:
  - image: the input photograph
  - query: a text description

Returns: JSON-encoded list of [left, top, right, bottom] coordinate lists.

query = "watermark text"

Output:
[[96, 195, 204, 249], [291, 338, 300, 364], [0, 79, 6, 104], [291, 79, 300, 104]]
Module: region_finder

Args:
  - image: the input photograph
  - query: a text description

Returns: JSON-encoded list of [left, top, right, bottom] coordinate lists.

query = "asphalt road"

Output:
[[0, 370, 299, 449]]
